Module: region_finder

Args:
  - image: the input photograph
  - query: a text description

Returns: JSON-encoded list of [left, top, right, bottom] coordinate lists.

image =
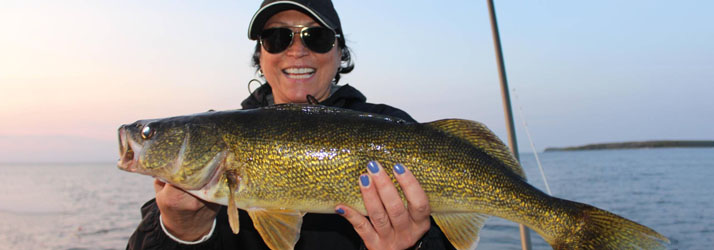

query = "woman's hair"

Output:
[[251, 36, 354, 83]]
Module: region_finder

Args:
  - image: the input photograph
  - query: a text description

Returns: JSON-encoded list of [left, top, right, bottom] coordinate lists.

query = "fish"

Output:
[[117, 104, 669, 250]]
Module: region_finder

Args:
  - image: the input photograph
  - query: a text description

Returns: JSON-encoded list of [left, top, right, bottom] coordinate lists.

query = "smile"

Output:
[[283, 67, 315, 79]]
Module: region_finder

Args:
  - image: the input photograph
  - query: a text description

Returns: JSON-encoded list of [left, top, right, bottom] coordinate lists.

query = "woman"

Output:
[[128, 1, 454, 249]]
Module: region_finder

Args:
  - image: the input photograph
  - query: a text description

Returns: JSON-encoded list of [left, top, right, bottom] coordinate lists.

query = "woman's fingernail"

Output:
[[360, 174, 370, 186], [393, 164, 406, 175], [336, 208, 345, 215], [367, 161, 379, 174]]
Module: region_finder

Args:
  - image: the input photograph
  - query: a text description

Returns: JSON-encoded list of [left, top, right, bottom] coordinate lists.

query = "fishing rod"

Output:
[[486, 0, 533, 249]]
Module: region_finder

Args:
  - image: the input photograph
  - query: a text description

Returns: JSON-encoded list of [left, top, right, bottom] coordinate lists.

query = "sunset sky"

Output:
[[1, 0, 712, 162]]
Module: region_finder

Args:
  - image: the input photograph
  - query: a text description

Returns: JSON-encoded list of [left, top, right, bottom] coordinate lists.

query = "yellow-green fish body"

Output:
[[118, 104, 668, 250]]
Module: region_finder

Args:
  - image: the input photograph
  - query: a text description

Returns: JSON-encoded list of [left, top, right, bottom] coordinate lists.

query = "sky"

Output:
[[1, 0, 712, 162]]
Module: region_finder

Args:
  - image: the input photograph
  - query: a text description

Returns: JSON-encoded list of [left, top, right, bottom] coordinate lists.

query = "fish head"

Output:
[[117, 115, 228, 190]]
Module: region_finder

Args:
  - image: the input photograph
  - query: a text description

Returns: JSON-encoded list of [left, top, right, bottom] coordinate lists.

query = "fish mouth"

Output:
[[117, 125, 139, 172]]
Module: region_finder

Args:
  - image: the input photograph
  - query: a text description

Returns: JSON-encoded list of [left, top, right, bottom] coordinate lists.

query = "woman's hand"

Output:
[[336, 161, 431, 250], [154, 179, 220, 241]]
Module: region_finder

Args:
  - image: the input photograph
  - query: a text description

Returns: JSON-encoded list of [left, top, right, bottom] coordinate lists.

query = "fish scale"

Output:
[[118, 104, 669, 250]]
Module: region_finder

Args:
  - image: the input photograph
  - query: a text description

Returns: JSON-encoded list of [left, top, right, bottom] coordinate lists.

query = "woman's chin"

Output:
[[287, 93, 315, 103], [282, 86, 329, 103], [272, 91, 312, 104]]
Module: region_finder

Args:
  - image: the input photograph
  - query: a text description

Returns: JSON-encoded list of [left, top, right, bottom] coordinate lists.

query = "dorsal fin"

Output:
[[426, 119, 526, 179], [260, 104, 411, 124]]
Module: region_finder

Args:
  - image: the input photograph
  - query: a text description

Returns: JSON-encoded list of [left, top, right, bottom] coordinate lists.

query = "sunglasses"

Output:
[[259, 25, 340, 54]]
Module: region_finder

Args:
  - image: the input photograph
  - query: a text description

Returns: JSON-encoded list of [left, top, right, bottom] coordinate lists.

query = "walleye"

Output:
[[117, 104, 668, 250]]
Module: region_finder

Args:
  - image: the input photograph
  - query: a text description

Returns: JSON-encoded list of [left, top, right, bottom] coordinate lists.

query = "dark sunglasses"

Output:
[[259, 25, 340, 54]]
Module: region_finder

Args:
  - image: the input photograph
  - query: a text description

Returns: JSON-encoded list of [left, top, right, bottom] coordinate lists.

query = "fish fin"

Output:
[[549, 201, 669, 250], [227, 195, 240, 234], [262, 104, 411, 124], [247, 208, 304, 250], [432, 212, 489, 250], [225, 170, 240, 234], [427, 119, 526, 179]]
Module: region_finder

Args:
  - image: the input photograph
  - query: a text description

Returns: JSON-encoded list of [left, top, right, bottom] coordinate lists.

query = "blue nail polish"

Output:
[[360, 175, 370, 186], [393, 164, 405, 175], [336, 208, 345, 215], [367, 161, 379, 174]]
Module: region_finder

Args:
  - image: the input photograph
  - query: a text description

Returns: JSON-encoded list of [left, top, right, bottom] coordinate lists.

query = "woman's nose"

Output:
[[285, 33, 309, 57]]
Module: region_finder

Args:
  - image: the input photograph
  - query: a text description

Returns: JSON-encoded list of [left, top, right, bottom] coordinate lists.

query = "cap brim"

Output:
[[248, 1, 336, 40]]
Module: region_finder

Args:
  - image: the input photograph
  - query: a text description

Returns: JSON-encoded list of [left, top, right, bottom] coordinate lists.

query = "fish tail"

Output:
[[549, 202, 669, 250]]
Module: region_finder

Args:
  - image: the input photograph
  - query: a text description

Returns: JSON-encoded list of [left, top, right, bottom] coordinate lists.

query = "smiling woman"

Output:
[[125, 1, 454, 249], [257, 10, 343, 104]]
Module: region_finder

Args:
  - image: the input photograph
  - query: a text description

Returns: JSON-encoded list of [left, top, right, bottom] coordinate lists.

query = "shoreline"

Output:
[[544, 140, 714, 152]]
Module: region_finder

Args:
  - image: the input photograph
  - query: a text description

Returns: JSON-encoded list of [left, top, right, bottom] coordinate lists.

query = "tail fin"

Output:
[[549, 202, 669, 250]]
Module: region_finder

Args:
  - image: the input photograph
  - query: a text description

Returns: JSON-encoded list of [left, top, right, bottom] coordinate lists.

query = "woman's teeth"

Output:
[[283, 68, 315, 79]]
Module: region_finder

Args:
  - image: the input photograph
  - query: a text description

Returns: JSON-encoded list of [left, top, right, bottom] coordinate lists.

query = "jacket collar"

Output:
[[241, 83, 367, 109]]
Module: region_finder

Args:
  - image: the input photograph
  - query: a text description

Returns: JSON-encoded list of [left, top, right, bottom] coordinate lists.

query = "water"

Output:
[[479, 148, 714, 250], [0, 148, 711, 249], [0, 163, 155, 250]]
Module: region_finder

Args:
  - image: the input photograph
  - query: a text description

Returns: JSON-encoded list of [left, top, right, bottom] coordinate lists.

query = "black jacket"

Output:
[[127, 84, 455, 250]]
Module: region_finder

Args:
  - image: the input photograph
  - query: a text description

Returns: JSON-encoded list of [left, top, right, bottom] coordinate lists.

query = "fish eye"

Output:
[[141, 124, 155, 140]]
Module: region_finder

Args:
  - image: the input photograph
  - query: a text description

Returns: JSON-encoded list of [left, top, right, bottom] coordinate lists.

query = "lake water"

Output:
[[0, 148, 711, 249]]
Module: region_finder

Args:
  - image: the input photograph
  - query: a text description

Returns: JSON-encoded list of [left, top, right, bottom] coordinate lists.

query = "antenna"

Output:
[[513, 88, 553, 195]]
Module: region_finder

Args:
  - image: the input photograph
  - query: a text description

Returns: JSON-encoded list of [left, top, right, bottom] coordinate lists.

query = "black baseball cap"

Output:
[[248, 0, 344, 40]]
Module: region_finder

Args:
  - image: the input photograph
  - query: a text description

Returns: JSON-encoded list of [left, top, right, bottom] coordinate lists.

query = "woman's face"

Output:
[[260, 10, 341, 104]]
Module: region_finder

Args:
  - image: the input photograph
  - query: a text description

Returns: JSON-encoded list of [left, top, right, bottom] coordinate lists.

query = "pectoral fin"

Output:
[[225, 170, 240, 234], [247, 208, 305, 250], [432, 213, 490, 250]]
